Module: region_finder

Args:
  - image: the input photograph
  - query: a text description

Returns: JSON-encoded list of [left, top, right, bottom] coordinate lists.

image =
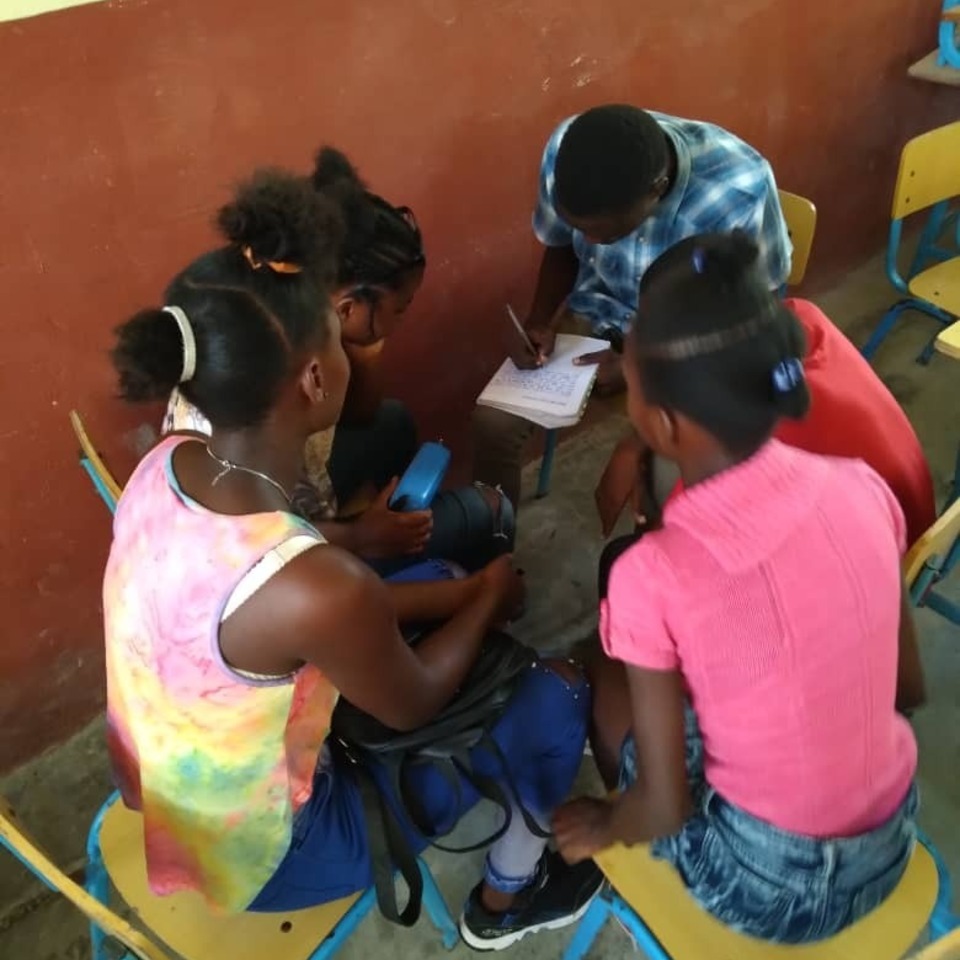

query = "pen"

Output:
[[506, 303, 539, 360]]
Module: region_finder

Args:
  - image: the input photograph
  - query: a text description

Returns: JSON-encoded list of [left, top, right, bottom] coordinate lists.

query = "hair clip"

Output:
[[691, 248, 706, 274], [241, 245, 303, 275], [772, 357, 804, 393], [162, 306, 197, 383]]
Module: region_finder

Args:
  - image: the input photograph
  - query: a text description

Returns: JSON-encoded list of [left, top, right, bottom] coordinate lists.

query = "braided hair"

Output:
[[310, 147, 425, 295], [630, 231, 809, 458]]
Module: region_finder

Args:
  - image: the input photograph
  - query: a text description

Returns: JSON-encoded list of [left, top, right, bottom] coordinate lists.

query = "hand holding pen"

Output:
[[506, 303, 559, 369]]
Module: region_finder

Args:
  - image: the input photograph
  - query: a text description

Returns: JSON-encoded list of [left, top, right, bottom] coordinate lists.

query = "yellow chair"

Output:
[[906, 491, 960, 624], [70, 410, 123, 512], [937, 319, 960, 360], [779, 189, 817, 287], [862, 120, 960, 361], [0, 791, 458, 960], [563, 835, 955, 960]]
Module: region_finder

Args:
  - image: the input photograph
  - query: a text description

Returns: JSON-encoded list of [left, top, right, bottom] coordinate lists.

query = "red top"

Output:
[[776, 299, 935, 547], [666, 299, 935, 547]]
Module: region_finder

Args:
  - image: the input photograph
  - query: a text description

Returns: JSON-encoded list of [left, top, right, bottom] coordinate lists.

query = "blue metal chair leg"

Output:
[[921, 830, 960, 938], [417, 858, 459, 950], [607, 892, 672, 960], [925, 591, 960, 625], [918, 334, 941, 366], [85, 795, 115, 960], [310, 888, 377, 960], [536, 430, 558, 499], [562, 893, 612, 960], [861, 301, 914, 361], [909, 201, 952, 276], [80, 458, 118, 513]]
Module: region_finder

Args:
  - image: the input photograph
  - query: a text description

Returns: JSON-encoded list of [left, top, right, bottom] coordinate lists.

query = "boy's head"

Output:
[[554, 104, 670, 245]]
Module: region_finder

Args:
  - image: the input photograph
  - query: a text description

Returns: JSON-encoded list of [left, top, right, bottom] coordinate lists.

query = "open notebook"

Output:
[[476, 334, 611, 429]]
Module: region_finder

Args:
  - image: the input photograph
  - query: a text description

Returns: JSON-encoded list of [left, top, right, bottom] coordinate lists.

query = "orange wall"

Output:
[[0, 0, 955, 771]]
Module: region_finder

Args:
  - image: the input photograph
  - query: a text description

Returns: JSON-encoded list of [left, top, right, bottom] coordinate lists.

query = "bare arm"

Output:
[[220, 545, 512, 731], [606, 667, 691, 844], [553, 665, 689, 861], [896, 579, 926, 713], [527, 245, 579, 329], [387, 575, 485, 624]]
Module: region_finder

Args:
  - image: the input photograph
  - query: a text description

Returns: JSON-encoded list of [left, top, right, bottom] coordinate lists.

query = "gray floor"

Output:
[[1, 256, 958, 959]]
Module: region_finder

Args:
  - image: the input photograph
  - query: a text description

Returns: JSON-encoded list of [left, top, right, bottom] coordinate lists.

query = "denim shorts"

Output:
[[620, 707, 919, 943]]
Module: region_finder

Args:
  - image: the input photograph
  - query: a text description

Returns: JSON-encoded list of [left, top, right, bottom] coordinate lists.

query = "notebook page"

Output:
[[477, 334, 610, 418]]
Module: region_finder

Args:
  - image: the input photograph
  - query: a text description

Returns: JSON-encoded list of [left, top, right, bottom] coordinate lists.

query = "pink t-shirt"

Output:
[[601, 441, 917, 838]]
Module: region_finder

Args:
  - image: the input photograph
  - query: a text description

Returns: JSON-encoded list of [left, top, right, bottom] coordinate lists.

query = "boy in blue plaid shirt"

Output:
[[472, 104, 791, 508]]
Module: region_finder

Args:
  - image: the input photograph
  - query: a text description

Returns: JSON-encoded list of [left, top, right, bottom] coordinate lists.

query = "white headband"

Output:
[[162, 306, 197, 383]]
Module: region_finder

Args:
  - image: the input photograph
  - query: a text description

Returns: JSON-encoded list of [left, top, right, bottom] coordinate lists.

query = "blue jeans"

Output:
[[620, 707, 918, 943], [249, 662, 589, 911]]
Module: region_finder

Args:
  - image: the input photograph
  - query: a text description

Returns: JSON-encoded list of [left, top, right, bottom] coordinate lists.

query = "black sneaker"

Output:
[[459, 851, 603, 951]]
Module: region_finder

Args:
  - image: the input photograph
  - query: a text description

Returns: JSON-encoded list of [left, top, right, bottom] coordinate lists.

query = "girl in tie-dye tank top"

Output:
[[104, 168, 595, 948]]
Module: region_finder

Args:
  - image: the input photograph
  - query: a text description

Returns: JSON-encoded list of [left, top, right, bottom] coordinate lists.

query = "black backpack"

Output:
[[331, 630, 549, 926]]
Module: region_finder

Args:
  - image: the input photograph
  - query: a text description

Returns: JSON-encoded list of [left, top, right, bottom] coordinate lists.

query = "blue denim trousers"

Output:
[[621, 706, 918, 943]]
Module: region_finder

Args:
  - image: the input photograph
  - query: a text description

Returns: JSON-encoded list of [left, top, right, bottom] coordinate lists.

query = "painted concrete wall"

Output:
[[0, 0, 955, 771]]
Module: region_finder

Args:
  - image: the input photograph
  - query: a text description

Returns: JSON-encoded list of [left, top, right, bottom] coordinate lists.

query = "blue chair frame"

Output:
[[861, 201, 960, 363], [537, 429, 559, 498], [84, 791, 459, 960], [909, 512, 960, 627], [939, 0, 960, 68], [79, 456, 119, 513], [563, 831, 959, 960]]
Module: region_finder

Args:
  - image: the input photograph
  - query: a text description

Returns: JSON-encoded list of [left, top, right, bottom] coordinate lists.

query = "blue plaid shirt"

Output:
[[533, 111, 792, 335]]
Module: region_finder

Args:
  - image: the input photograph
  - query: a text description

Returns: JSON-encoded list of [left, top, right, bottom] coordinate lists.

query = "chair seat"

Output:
[[98, 798, 362, 960], [936, 319, 960, 360], [595, 839, 938, 959], [909, 257, 960, 316]]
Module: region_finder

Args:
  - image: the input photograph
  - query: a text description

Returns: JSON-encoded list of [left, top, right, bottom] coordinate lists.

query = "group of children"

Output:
[[102, 104, 931, 950]]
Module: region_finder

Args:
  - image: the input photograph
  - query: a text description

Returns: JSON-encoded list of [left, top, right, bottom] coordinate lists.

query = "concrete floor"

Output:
[[1, 254, 958, 959]]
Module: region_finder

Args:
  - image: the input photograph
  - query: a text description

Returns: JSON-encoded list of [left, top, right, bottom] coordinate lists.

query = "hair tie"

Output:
[[163, 306, 197, 383], [691, 248, 706, 274], [772, 357, 804, 394], [241, 245, 303, 275]]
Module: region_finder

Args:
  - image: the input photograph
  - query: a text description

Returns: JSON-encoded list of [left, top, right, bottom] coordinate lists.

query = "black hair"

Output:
[[112, 169, 344, 429], [631, 232, 809, 458], [553, 105, 670, 219], [310, 147, 425, 293]]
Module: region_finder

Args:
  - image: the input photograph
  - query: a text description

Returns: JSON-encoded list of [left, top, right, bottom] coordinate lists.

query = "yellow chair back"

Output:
[[891, 120, 960, 220], [904, 496, 960, 587], [69, 410, 123, 503], [0, 795, 171, 960], [778, 189, 817, 287]]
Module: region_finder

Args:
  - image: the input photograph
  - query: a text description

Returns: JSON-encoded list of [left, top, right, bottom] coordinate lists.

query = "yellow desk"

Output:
[[935, 319, 960, 360]]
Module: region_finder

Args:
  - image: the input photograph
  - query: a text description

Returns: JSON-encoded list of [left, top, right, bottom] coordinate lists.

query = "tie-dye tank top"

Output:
[[103, 436, 338, 912]]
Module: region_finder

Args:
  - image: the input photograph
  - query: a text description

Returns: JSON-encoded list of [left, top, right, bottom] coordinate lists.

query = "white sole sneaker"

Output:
[[458, 891, 598, 952]]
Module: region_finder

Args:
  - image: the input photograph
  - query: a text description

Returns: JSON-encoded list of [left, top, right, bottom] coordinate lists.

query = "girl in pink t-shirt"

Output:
[[553, 232, 925, 943]]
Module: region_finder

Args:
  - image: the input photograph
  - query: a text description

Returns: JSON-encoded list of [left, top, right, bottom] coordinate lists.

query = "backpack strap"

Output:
[[336, 740, 423, 927], [399, 738, 551, 854]]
